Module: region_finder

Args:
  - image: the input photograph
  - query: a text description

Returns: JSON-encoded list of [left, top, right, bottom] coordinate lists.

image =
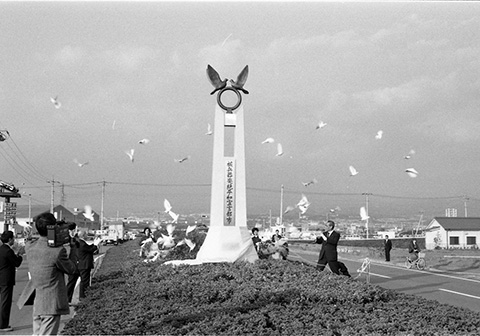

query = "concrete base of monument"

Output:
[[165, 226, 258, 266]]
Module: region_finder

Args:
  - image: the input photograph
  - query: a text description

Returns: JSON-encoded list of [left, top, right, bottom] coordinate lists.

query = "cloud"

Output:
[[102, 46, 157, 72], [54, 45, 85, 66]]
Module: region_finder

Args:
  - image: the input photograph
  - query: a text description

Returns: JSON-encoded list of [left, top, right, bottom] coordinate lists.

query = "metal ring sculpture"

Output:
[[217, 87, 242, 112]]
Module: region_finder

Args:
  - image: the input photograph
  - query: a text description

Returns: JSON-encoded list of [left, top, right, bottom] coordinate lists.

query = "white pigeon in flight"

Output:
[[360, 206, 369, 221], [205, 123, 213, 135], [349, 165, 359, 176], [375, 130, 383, 140], [138, 138, 150, 144], [316, 121, 327, 130], [404, 149, 416, 159], [83, 205, 94, 221], [276, 143, 284, 156], [50, 96, 61, 109], [296, 194, 311, 215], [73, 159, 89, 167], [163, 199, 179, 223], [302, 178, 318, 187], [125, 149, 135, 163], [405, 168, 419, 178], [175, 155, 190, 163], [261, 137, 274, 144], [284, 205, 295, 214]]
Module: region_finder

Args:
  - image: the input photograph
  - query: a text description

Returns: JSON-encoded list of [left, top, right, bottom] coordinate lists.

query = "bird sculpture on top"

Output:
[[206, 65, 228, 95], [206, 64, 249, 95], [229, 65, 249, 94]]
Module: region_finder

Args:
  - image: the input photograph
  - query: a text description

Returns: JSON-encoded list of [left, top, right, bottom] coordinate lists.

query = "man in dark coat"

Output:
[[67, 224, 101, 303], [315, 220, 341, 274], [0, 231, 23, 332], [384, 235, 393, 262]]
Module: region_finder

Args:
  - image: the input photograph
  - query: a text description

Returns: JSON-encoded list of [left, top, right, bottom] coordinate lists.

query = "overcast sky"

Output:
[[1, 1, 480, 221]]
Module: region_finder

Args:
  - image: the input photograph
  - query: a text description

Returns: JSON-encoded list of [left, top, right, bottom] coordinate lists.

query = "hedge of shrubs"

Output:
[[62, 239, 480, 336]]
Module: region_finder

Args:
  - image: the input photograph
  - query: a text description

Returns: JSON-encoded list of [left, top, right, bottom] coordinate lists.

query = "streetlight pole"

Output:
[[279, 184, 284, 226], [362, 192, 372, 239]]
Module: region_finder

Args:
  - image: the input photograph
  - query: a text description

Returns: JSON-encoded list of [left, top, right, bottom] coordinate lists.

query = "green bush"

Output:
[[62, 239, 480, 336]]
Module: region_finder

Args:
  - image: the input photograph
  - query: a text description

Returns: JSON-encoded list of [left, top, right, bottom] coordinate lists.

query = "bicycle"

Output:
[[405, 252, 426, 270]]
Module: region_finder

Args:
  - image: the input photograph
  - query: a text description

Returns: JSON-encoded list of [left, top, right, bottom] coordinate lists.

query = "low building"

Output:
[[425, 217, 480, 249]]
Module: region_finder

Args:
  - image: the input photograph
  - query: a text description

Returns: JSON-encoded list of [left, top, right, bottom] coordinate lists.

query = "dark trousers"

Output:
[[0, 285, 13, 328], [317, 256, 340, 275], [385, 249, 391, 261], [67, 269, 92, 302]]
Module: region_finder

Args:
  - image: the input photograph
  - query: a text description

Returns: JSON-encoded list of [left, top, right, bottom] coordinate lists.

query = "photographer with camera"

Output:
[[66, 223, 102, 304], [17, 212, 77, 335]]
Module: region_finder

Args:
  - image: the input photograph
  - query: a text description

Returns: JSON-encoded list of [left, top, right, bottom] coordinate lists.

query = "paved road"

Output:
[[7, 248, 107, 335], [289, 247, 480, 313]]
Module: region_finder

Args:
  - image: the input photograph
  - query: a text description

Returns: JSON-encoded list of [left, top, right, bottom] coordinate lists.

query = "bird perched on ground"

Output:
[[229, 65, 249, 94], [50, 96, 61, 109], [206, 65, 227, 95], [162, 224, 176, 249]]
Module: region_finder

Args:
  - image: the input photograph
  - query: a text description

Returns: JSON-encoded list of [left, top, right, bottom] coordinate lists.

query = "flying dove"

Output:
[[125, 149, 135, 163], [296, 194, 311, 215], [276, 143, 283, 156], [261, 137, 274, 144], [284, 205, 295, 214], [404, 149, 416, 159], [174, 155, 191, 163], [205, 123, 213, 135], [360, 206, 369, 221], [405, 168, 419, 178], [184, 237, 196, 251], [349, 165, 358, 176], [206, 65, 227, 95], [164, 199, 179, 223], [50, 96, 61, 109], [185, 225, 196, 235], [73, 159, 89, 167], [83, 205, 94, 221], [375, 130, 383, 140], [112, 120, 116, 130], [302, 178, 318, 187], [162, 223, 176, 248], [139, 139, 150, 144], [316, 121, 327, 130], [229, 65, 249, 94]]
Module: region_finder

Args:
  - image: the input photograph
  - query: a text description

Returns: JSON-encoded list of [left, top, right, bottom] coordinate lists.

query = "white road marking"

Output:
[[439, 288, 480, 300]]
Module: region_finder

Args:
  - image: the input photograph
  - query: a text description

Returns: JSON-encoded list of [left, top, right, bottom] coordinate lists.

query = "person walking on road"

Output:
[[315, 220, 341, 275], [17, 212, 77, 335], [384, 235, 392, 262], [0, 231, 23, 332]]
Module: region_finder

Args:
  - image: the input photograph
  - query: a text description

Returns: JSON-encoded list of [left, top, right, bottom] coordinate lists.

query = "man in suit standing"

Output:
[[17, 212, 77, 335], [67, 223, 101, 303], [315, 220, 340, 274], [0, 231, 23, 332], [384, 235, 393, 262]]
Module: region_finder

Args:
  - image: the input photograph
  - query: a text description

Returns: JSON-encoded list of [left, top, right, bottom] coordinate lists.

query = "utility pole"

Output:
[[463, 195, 469, 217], [362, 192, 372, 239], [279, 184, 284, 226], [47, 178, 61, 214], [101, 180, 106, 228], [28, 194, 31, 224], [60, 183, 65, 206]]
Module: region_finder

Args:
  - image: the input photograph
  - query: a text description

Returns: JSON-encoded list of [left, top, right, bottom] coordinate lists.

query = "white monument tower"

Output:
[[195, 65, 258, 263]]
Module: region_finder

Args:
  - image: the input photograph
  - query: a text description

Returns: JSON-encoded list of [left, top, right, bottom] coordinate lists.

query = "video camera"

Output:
[[46, 220, 72, 247]]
